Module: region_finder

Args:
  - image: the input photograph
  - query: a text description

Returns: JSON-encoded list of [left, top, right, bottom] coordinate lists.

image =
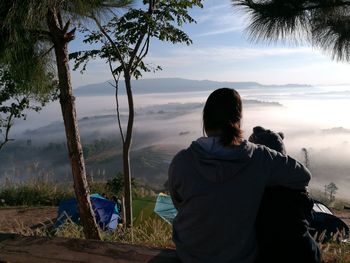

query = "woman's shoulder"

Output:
[[245, 140, 283, 161], [242, 140, 270, 155], [170, 147, 192, 165]]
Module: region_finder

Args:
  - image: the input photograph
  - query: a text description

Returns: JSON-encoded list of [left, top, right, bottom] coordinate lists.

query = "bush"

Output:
[[0, 180, 74, 206]]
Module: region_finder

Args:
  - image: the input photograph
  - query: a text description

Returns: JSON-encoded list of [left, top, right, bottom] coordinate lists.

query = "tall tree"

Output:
[[233, 0, 350, 61], [71, 0, 203, 227], [1, 0, 131, 240]]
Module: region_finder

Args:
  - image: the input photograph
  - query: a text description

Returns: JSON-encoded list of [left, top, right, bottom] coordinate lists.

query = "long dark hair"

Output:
[[203, 88, 243, 146]]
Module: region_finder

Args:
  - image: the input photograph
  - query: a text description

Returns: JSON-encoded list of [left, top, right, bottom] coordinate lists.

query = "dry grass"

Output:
[[321, 242, 350, 263], [11, 216, 173, 249], [104, 217, 173, 248]]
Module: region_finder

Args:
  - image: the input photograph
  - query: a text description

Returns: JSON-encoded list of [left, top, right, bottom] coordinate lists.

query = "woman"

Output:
[[168, 88, 312, 263]]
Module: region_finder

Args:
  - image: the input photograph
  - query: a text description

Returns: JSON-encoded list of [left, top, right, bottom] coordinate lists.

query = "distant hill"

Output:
[[22, 99, 282, 144], [322, 127, 350, 134], [74, 78, 311, 96]]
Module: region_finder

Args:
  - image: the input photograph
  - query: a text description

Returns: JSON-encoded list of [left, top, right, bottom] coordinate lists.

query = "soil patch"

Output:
[[0, 206, 57, 232], [334, 209, 350, 228]]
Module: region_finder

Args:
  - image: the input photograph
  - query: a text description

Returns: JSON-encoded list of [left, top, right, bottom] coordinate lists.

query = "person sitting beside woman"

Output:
[[168, 88, 319, 263], [249, 126, 320, 262]]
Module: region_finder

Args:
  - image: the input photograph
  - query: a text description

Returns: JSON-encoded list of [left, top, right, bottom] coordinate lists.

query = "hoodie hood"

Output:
[[190, 137, 254, 183]]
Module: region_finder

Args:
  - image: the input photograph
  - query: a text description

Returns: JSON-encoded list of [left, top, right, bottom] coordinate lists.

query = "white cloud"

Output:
[[142, 45, 350, 85], [194, 1, 249, 37], [195, 2, 232, 23], [146, 46, 314, 66], [196, 25, 244, 37], [200, 58, 350, 85], [70, 58, 111, 88]]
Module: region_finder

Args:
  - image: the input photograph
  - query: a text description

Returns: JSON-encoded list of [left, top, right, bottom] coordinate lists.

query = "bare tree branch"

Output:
[[128, 0, 154, 72], [131, 33, 150, 73], [127, 32, 147, 72], [0, 112, 15, 151], [92, 16, 127, 72], [107, 54, 125, 144]]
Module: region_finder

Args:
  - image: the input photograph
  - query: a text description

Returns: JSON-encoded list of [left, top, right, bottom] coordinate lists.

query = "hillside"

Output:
[[74, 77, 311, 96]]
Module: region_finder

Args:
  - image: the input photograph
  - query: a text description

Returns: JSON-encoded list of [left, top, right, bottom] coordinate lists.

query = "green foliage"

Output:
[[70, 0, 202, 227], [0, 0, 133, 32], [0, 2, 59, 151], [0, 180, 74, 206], [106, 172, 137, 196], [0, 176, 153, 207], [0, 2, 55, 92], [70, 0, 203, 79], [234, 0, 350, 61], [0, 68, 56, 150], [133, 196, 157, 225], [0, 0, 132, 86], [1, 0, 135, 238]]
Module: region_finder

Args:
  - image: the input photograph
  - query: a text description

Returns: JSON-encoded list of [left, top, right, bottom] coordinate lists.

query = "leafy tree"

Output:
[[234, 0, 350, 61], [325, 182, 338, 201], [71, 0, 203, 227], [106, 172, 137, 197], [0, 68, 54, 150], [1, 0, 132, 240]]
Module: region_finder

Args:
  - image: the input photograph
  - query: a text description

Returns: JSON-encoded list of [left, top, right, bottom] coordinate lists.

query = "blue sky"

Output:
[[69, 0, 350, 88]]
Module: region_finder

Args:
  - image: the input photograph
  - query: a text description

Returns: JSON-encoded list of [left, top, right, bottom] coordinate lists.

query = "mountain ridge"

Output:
[[74, 77, 312, 96]]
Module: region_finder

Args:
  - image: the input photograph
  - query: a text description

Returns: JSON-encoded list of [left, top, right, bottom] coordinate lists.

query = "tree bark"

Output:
[[46, 8, 101, 240], [123, 73, 134, 228]]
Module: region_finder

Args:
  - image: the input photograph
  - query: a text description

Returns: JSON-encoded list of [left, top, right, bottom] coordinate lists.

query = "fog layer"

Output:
[[3, 84, 350, 198]]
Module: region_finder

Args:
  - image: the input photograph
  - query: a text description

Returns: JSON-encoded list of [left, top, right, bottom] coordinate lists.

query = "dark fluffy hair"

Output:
[[248, 126, 286, 154], [203, 88, 243, 146]]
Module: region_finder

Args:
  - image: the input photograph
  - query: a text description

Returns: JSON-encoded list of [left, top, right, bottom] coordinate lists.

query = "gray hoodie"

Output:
[[168, 137, 311, 263]]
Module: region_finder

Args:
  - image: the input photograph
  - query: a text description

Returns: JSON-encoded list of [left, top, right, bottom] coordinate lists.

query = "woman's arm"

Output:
[[265, 147, 311, 189]]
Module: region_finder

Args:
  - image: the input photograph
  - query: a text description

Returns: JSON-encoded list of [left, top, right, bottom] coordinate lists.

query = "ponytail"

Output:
[[220, 121, 242, 146]]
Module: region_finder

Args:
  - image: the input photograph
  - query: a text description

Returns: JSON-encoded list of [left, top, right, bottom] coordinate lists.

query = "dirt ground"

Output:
[[334, 208, 350, 228], [0, 206, 57, 232], [0, 206, 349, 233]]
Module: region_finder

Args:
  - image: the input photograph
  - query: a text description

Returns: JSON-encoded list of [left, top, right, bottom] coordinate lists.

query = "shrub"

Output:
[[0, 180, 74, 206]]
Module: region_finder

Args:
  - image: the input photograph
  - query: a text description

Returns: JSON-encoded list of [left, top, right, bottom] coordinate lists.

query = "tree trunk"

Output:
[[46, 9, 101, 240], [123, 73, 134, 228]]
